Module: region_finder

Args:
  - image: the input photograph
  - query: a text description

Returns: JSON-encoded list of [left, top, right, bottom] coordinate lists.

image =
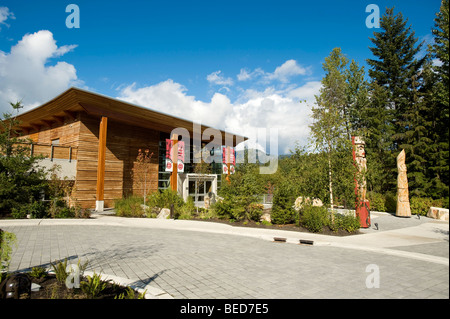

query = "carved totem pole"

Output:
[[396, 149, 411, 217], [352, 136, 370, 228]]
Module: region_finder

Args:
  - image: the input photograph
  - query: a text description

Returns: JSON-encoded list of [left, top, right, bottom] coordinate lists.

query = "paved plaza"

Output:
[[0, 212, 448, 299]]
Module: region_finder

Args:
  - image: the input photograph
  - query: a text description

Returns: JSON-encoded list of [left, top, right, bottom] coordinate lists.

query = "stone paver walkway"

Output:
[[1, 212, 448, 299]]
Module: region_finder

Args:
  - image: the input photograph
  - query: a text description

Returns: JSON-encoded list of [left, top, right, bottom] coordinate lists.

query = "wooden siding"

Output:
[[74, 113, 159, 208], [17, 117, 80, 160]]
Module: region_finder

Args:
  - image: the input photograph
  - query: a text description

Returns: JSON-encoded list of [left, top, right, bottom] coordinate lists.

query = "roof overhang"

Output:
[[11, 87, 246, 146]]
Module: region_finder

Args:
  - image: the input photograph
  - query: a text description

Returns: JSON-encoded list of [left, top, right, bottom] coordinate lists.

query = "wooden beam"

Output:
[[63, 110, 77, 121], [170, 133, 178, 192], [226, 146, 231, 184], [30, 123, 41, 132], [96, 116, 108, 207], [52, 116, 65, 125], [19, 127, 30, 135], [41, 119, 53, 128]]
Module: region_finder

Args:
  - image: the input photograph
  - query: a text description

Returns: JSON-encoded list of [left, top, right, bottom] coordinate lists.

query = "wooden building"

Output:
[[11, 87, 244, 210]]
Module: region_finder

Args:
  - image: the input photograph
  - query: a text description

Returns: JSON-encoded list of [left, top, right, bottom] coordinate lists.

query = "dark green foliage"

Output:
[[1, 102, 49, 217], [299, 205, 329, 233], [329, 213, 360, 233], [367, 192, 386, 212], [215, 159, 265, 222], [270, 181, 296, 224], [410, 197, 446, 216], [114, 195, 147, 217], [147, 188, 185, 211], [362, 5, 449, 200], [11, 201, 49, 219], [384, 192, 397, 213]]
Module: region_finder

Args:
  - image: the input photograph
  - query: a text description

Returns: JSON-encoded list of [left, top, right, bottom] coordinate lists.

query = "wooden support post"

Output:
[[226, 146, 231, 184], [170, 134, 178, 192], [96, 116, 108, 212]]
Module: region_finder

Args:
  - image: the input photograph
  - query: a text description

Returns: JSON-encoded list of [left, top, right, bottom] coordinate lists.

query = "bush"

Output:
[[300, 205, 329, 232], [81, 272, 107, 299], [114, 196, 146, 217], [245, 203, 264, 222], [271, 181, 296, 225], [147, 188, 185, 211], [330, 213, 360, 233], [384, 192, 397, 213], [11, 201, 50, 219], [367, 192, 386, 212], [410, 197, 445, 216], [1, 229, 17, 278], [271, 206, 295, 225], [212, 198, 234, 220]]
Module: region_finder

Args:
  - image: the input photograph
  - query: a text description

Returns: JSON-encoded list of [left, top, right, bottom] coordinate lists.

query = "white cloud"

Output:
[[117, 78, 320, 155], [117, 80, 231, 130], [237, 60, 309, 84], [0, 7, 15, 29], [237, 67, 264, 81], [206, 70, 234, 86], [0, 30, 80, 113], [264, 59, 308, 83]]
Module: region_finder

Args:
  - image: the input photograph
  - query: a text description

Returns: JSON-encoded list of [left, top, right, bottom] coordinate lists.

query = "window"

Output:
[[51, 138, 60, 145]]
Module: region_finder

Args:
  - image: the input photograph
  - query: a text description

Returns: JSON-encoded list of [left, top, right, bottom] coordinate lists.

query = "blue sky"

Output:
[[0, 0, 442, 154]]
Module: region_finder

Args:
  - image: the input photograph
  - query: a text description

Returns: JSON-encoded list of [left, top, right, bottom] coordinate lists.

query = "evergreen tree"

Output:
[[0, 102, 48, 216], [367, 7, 425, 151], [426, 0, 449, 198]]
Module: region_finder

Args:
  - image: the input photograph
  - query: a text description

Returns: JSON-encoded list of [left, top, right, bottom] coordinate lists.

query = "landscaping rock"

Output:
[[260, 212, 271, 223], [293, 196, 323, 211], [427, 207, 449, 221], [157, 208, 171, 219]]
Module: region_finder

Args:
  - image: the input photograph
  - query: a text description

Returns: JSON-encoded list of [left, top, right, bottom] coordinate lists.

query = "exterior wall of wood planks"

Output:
[[74, 113, 159, 209]]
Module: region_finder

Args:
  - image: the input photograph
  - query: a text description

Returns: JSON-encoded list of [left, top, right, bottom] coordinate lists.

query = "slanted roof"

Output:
[[13, 87, 245, 146]]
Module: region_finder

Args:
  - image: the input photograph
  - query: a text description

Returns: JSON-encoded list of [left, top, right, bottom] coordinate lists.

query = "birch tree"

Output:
[[309, 48, 349, 209]]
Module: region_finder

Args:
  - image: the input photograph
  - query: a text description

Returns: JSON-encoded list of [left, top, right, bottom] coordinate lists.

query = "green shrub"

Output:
[[81, 272, 107, 299], [384, 192, 397, 213], [30, 266, 47, 279], [11, 205, 28, 219], [51, 258, 69, 284], [330, 213, 360, 233], [147, 188, 185, 211], [1, 229, 17, 278], [367, 192, 386, 212], [300, 205, 329, 232], [443, 198, 449, 209], [271, 206, 295, 225], [54, 206, 76, 218], [114, 196, 145, 217], [271, 181, 296, 225], [245, 203, 264, 222], [212, 199, 234, 219], [410, 197, 445, 216], [11, 201, 50, 219]]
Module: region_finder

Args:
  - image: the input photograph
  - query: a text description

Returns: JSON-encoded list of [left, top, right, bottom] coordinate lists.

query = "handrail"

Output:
[[14, 142, 78, 162]]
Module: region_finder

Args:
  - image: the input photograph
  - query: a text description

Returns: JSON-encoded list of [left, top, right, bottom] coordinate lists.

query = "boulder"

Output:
[[293, 196, 323, 211], [427, 207, 449, 221], [157, 208, 171, 219], [260, 211, 271, 223]]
